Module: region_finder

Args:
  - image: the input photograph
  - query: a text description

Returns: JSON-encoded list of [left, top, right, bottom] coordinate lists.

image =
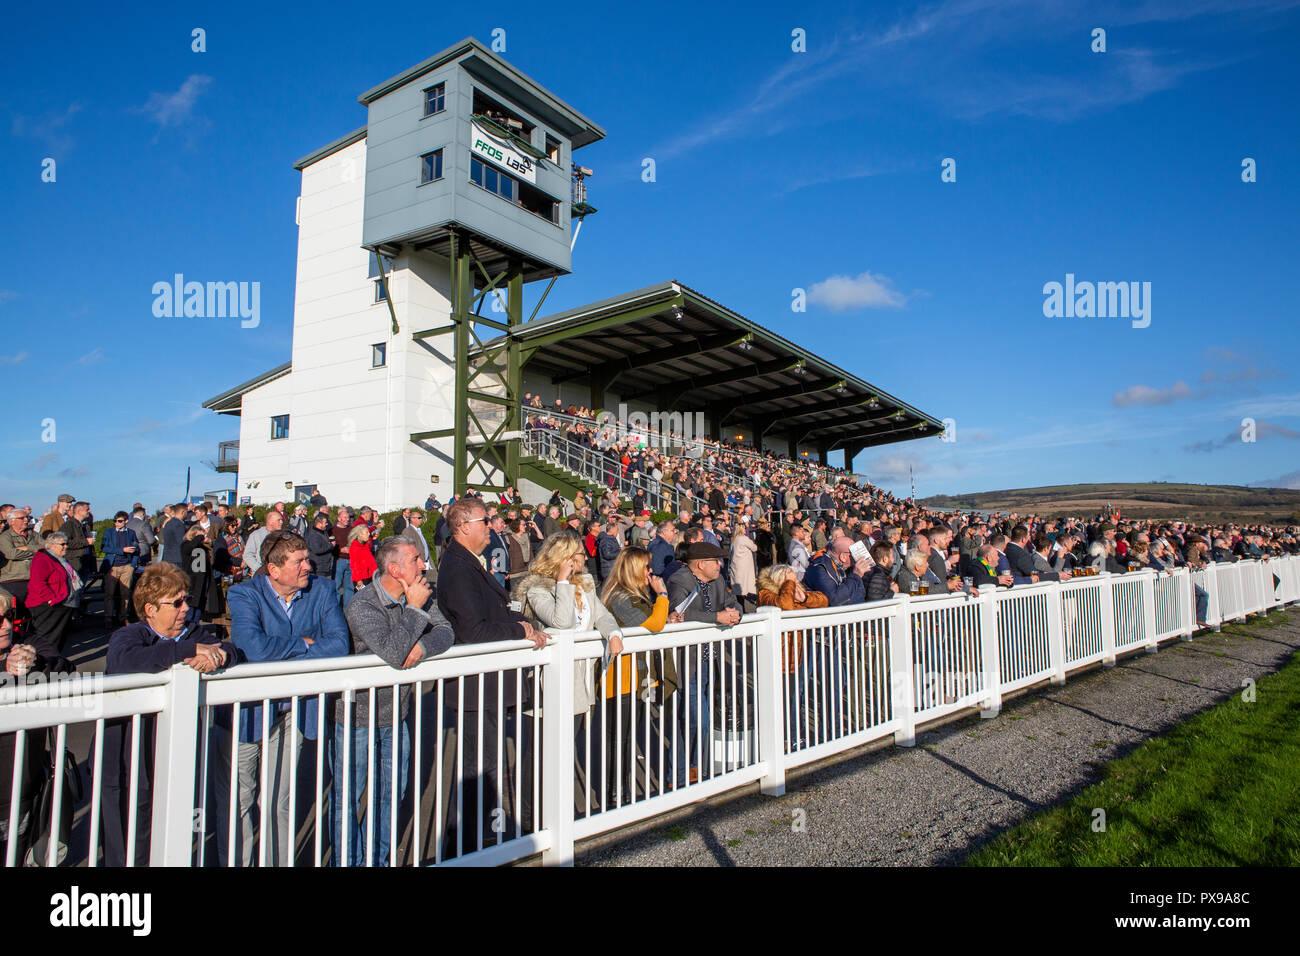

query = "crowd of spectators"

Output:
[[1, 446, 1297, 867]]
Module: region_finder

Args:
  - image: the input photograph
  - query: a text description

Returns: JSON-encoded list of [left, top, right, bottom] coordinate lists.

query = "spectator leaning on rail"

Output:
[[333, 535, 454, 867], [221, 530, 350, 867], [436, 497, 549, 853], [756, 562, 828, 751], [805, 536, 869, 607], [0, 588, 75, 861], [102, 563, 237, 867], [602, 546, 685, 787], [666, 541, 740, 784], [896, 549, 945, 595], [515, 531, 625, 812], [857, 541, 896, 601]]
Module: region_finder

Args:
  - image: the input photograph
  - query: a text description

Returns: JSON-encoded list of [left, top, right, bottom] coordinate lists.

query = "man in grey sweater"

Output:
[[332, 535, 454, 866]]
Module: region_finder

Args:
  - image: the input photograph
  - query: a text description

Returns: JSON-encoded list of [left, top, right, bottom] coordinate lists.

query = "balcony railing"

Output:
[[216, 440, 239, 473]]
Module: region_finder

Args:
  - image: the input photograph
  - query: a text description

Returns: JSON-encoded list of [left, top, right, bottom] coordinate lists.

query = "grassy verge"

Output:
[[966, 615, 1300, 866]]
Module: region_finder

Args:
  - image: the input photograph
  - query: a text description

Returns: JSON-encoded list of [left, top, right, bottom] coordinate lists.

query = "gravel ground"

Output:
[[576, 610, 1299, 867]]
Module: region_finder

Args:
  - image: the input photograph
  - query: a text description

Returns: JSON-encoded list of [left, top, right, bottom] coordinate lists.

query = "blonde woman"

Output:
[[347, 524, 377, 589], [513, 531, 622, 813], [601, 546, 686, 791]]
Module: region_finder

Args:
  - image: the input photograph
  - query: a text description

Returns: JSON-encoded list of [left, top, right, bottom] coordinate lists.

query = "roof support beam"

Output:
[[549, 329, 750, 386], [716, 378, 843, 422], [519, 296, 684, 357], [622, 355, 802, 403]]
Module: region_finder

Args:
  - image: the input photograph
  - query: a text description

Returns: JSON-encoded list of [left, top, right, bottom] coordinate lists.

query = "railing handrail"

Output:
[[1, 555, 1294, 868]]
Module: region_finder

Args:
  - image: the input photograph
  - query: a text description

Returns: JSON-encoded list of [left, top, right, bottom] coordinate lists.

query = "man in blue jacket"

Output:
[[647, 521, 677, 577], [218, 530, 350, 867], [805, 537, 869, 607], [803, 537, 870, 739]]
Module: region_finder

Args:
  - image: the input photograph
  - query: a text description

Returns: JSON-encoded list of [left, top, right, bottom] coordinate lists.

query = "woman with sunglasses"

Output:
[[101, 563, 238, 866]]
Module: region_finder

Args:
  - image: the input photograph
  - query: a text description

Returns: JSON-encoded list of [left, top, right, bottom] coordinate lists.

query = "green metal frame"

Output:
[[445, 231, 525, 497]]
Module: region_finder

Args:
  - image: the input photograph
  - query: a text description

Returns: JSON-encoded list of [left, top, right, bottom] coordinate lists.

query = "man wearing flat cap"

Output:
[[666, 541, 742, 783]]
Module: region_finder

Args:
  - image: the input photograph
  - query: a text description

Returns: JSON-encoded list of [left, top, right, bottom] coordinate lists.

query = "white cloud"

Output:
[[1111, 381, 1195, 407], [807, 271, 906, 311], [76, 348, 105, 366], [863, 454, 928, 484], [0, 290, 18, 304], [10, 104, 81, 154], [135, 75, 213, 130], [25, 452, 59, 472], [0, 351, 28, 366], [1254, 469, 1300, 490]]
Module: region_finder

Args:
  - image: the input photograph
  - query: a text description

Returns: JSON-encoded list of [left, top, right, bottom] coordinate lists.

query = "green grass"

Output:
[[967, 633, 1300, 866]]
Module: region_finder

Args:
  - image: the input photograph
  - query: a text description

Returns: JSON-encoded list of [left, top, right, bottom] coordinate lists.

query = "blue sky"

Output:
[[2, 0, 1298, 510]]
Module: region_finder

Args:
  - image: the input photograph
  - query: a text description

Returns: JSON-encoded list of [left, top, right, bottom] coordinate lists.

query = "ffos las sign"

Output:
[[471, 121, 536, 183]]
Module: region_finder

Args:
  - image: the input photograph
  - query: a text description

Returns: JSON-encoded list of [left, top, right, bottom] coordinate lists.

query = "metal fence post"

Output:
[[1046, 581, 1066, 685], [150, 664, 200, 866], [1141, 569, 1159, 654], [1099, 575, 1117, 667], [754, 607, 786, 796], [1232, 563, 1247, 621], [889, 597, 916, 747], [978, 588, 1001, 718], [1205, 563, 1222, 631], [541, 633, 575, 866]]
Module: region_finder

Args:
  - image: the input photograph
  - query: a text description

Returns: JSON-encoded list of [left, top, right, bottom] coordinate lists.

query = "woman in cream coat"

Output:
[[513, 531, 623, 815]]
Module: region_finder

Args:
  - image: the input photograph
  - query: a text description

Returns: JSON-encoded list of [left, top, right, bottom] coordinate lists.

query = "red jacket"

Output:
[[28, 550, 71, 607], [348, 539, 377, 584]]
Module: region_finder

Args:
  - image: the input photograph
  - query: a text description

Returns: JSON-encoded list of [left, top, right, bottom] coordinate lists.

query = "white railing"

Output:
[[1, 557, 1296, 868]]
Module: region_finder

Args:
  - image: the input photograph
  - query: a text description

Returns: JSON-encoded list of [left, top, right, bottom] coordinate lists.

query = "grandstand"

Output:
[[203, 39, 941, 508]]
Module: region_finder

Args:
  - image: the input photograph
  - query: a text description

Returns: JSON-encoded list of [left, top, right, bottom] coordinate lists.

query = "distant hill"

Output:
[[918, 482, 1300, 525]]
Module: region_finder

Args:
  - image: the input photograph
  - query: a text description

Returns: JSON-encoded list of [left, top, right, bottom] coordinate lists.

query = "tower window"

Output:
[[420, 149, 443, 184], [372, 343, 387, 368], [271, 415, 289, 440], [469, 157, 556, 224], [423, 83, 445, 117]]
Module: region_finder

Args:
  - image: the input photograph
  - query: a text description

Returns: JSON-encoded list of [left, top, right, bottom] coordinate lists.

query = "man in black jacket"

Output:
[[436, 497, 549, 855], [1005, 525, 1052, 582], [863, 541, 897, 602], [305, 512, 335, 578]]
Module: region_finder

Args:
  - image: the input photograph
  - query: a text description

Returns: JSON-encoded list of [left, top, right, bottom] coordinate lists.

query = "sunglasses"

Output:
[[158, 597, 188, 609]]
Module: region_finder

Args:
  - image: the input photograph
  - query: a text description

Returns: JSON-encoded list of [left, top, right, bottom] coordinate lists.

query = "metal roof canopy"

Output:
[[475, 280, 944, 452]]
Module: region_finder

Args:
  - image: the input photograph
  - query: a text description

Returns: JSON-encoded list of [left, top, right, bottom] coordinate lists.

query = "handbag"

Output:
[[22, 728, 82, 866]]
